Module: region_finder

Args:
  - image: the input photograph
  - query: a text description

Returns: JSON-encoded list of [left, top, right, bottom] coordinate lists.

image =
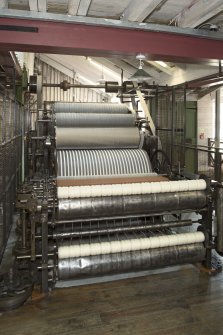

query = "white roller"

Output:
[[57, 179, 206, 199], [58, 231, 205, 259]]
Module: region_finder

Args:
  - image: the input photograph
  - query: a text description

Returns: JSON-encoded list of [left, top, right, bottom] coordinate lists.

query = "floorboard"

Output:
[[0, 266, 223, 335]]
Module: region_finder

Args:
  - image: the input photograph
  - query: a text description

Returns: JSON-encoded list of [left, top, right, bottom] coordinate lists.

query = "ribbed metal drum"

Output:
[[55, 113, 136, 128], [56, 127, 141, 149], [58, 243, 205, 280], [54, 102, 130, 114], [57, 149, 152, 178]]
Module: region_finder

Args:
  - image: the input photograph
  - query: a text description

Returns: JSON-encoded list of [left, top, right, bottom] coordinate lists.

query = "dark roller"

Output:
[[58, 191, 207, 220], [58, 243, 205, 280]]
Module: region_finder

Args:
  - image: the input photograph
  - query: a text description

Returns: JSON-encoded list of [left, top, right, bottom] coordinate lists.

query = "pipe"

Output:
[[215, 89, 221, 181], [36, 220, 193, 239], [215, 88, 221, 149], [43, 83, 107, 89]]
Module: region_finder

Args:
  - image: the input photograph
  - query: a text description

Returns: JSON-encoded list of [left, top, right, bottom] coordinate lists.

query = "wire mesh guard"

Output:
[[0, 92, 23, 260]]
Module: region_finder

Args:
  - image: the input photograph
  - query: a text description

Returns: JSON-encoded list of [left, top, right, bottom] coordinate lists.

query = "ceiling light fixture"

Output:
[[129, 53, 151, 83]]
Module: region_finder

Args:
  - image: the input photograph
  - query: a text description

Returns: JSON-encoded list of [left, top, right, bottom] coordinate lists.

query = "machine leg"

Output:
[[41, 212, 48, 293]]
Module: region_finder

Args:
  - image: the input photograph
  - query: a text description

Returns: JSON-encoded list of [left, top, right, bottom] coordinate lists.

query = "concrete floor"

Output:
[[0, 265, 223, 335]]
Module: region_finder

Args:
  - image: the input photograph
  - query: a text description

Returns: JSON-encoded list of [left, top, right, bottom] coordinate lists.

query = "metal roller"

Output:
[[54, 102, 130, 114], [58, 243, 205, 280], [56, 127, 141, 149], [58, 190, 207, 220], [57, 149, 152, 178], [55, 113, 136, 128], [52, 220, 193, 239]]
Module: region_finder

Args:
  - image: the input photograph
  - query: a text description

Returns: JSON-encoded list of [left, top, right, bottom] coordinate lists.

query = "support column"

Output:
[[215, 89, 221, 182]]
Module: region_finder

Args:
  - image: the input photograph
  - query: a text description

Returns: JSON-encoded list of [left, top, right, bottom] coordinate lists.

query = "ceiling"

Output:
[[0, 0, 223, 90], [3, 0, 223, 28]]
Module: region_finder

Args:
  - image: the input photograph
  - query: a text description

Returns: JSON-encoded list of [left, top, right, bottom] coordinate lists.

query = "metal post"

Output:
[[203, 195, 213, 269], [21, 209, 27, 249], [215, 88, 221, 181], [183, 85, 187, 168], [171, 87, 176, 171], [41, 211, 48, 293], [120, 69, 123, 104], [21, 104, 25, 182]]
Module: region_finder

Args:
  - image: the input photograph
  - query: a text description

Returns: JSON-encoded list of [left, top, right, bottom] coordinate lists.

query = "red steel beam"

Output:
[[0, 17, 223, 61]]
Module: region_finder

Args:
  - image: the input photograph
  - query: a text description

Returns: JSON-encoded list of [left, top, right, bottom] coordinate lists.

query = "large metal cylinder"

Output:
[[58, 190, 207, 220], [58, 243, 205, 280], [56, 127, 141, 149], [55, 113, 136, 128], [54, 102, 130, 114]]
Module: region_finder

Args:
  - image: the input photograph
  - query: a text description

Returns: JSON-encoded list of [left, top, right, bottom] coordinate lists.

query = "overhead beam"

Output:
[[77, 0, 91, 16], [29, 0, 38, 11], [68, 0, 80, 15], [177, 0, 223, 28], [122, 0, 166, 22], [1, 11, 223, 62]]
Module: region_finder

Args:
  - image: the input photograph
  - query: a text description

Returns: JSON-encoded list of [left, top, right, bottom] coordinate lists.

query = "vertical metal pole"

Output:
[[120, 69, 123, 104], [41, 211, 48, 293], [215, 88, 221, 181], [37, 74, 43, 111], [171, 87, 176, 171], [203, 196, 213, 269], [155, 86, 158, 127], [21, 209, 27, 249], [183, 85, 187, 168], [21, 103, 25, 182], [215, 88, 220, 148], [30, 214, 36, 261]]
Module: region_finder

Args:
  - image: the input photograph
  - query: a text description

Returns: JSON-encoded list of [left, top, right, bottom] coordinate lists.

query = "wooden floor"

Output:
[[1, 266, 223, 335]]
